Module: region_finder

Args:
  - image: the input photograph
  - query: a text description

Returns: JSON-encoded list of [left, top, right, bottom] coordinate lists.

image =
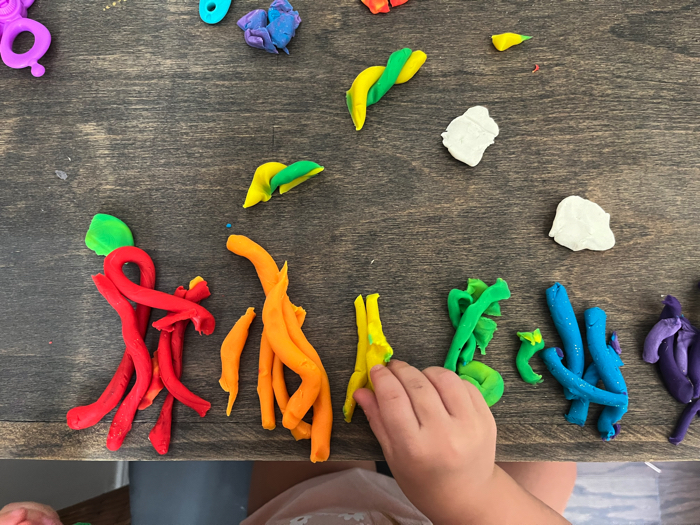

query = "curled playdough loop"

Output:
[[346, 48, 427, 131], [457, 360, 504, 407], [243, 161, 324, 208], [516, 329, 545, 384], [644, 317, 682, 363]]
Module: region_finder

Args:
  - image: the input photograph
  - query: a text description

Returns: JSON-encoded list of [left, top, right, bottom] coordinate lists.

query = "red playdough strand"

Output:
[[137, 352, 165, 411], [66, 254, 155, 430], [149, 282, 211, 454], [104, 246, 215, 335], [90, 274, 153, 451]]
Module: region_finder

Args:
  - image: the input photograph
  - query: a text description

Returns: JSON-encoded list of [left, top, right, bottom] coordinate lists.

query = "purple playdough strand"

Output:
[[644, 317, 682, 363], [658, 338, 694, 403], [675, 323, 696, 376], [669, 397, 700, 445], [688, 337, 700, 399]]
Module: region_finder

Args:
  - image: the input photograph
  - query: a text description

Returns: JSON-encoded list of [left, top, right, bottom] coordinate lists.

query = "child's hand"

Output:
[[354, 360, 496, 523], [0, 502, 62, 525]]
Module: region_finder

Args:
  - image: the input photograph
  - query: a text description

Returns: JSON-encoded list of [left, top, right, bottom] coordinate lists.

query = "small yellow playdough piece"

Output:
[[343, 295, 369, 422], [365, 293, 394, 391], [242, 162, 287, 208], [189, 276, 204, 290], [491, 33, 532, 51]]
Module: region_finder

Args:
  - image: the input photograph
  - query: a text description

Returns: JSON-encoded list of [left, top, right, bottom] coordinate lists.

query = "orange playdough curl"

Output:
[[272, 352, 312, 441], [281, 298, 333, 462], [262, 264, 321, 430], [220, 307, 256, 416]]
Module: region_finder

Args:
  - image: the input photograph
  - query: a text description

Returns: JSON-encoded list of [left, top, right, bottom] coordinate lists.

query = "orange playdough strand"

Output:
[[220, 307, 256, 416], [262, 264, 321, 430], [138, 352, 164, 411], [227, 235, 312, 437], [281, 298, 333, 462]]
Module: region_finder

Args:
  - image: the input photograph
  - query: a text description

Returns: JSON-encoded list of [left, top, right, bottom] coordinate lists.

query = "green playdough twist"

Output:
[[516, 329, 546, 384], [457, 360, 504, 407], [447, 279, 502, 329], [445, 278, 511, 372], [85, 214, 134, 256], [366, 48, 413, 106], [269, 160, 324, 194]]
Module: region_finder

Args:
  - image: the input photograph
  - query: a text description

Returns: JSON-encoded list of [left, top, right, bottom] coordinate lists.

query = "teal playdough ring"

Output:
[[199, 0, 232, 24]]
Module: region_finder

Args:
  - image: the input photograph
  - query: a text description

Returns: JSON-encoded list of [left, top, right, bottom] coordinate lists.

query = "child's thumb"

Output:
[[354, 388, 390, 445]]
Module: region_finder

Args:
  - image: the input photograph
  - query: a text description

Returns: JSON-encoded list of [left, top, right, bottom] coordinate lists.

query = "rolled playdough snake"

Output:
[[346, 48, 427, 131], [243, 161, 325, 208]]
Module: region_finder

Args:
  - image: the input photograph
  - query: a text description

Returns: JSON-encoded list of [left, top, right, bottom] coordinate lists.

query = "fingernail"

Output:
[[370, 364, 384, 374]]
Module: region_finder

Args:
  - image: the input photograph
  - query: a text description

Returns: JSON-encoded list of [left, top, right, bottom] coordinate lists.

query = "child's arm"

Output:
[[354, 361, 570, 525]]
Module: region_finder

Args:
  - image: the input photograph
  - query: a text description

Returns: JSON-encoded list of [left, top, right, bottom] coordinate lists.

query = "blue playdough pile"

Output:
[[238, 0, 301, 55]]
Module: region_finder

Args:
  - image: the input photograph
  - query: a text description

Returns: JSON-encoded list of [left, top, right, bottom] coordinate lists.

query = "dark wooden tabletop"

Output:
[[1, 0, 699, 462]]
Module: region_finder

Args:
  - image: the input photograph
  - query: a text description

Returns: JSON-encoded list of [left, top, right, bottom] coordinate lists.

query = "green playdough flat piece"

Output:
[[85, 214, 134, 256], [458, 360, 504, 407], [474, 316, 497, 353], [269, 161, 324, 194], [366, 48, 412, 106]]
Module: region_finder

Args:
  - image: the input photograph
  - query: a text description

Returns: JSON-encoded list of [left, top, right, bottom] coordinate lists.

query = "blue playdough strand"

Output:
[[565, 363, 600, 426], [546, 283, 585, 400], [199, 0, 232, 24], [540, 348, 628, 407]]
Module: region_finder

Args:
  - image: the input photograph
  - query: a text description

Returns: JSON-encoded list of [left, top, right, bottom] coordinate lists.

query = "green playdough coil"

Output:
[[366, 48, 413, 106], [269, 160, 324, 195], [85, 214, 134, 256], [458, 360, 504, 407]]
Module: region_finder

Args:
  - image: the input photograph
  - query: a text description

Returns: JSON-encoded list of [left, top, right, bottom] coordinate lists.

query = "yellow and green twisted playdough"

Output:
[[243, 160, 325, 208], [346, 47, 427, 131]]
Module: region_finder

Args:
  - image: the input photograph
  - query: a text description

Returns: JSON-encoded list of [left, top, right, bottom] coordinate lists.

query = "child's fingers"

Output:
[[388, 360, 449, 426], [0, 508, 28, 525], [422, 366, 474, 418], [353, 388, 390, 446], [369, 364, 420, 435]]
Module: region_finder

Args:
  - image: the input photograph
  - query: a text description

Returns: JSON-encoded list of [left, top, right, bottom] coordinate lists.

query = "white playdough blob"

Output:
[[549, 195, 615, 252], [441, 106, 499, 167]]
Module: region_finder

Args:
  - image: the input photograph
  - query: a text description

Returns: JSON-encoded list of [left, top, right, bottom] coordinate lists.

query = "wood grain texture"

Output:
[[1, 0, 699, 460], [58, 486, 130, 525]]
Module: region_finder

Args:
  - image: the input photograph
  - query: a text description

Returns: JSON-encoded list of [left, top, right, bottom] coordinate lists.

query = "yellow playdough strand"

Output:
[[343, 295, 369, 422], [346, 50, 427, 131], [365, 293, 394, 391], [243, 162, 287, 208]]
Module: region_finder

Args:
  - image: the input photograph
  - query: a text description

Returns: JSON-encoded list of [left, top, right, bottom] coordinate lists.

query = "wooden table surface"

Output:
[[1, 0, 699, 462]]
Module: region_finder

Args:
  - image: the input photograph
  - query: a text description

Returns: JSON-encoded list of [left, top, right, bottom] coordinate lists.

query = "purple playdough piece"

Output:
[[244, 27, 278, 54], [669, 397, 700, 445], [658, 337, 693, 403], [675, 321, 696, 376], [644, 317, 682, 363], [688, 337, 700, 399], [237, 9, 268, 30], [268, 0, 301, 25], [267, 13, 297, 54], [610, 331, 621, 355]]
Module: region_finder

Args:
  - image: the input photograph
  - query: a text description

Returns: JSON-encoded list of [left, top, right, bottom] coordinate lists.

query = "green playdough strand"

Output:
[[366, 48, 412, 106], [516, 329, 546, 384], [85, 214, 134, 256], [445, 278, 511, 372], [458, 360, 504, 407], [447, 289, 474, 328], [269, 161, 323, 194], [458, 335, 477, 366]]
